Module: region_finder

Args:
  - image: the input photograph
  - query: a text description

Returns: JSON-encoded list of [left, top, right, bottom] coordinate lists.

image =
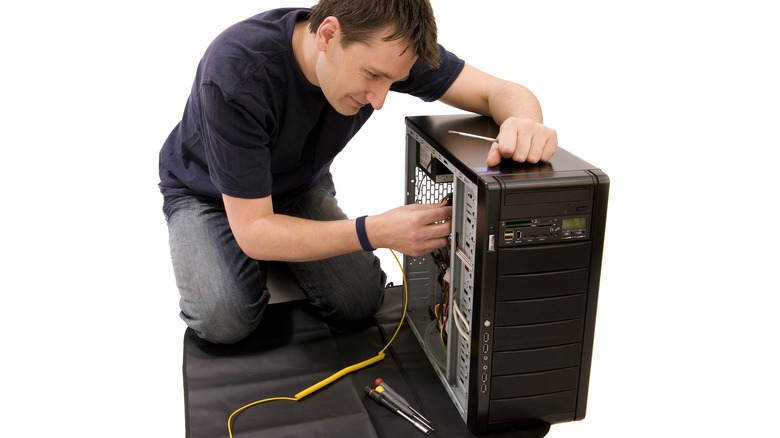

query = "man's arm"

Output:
[[223, 194, 452, 261], [439, 63, 558, 165]]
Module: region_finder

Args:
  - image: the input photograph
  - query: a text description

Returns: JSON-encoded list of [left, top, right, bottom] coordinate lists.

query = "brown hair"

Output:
[[308, 0, 441, 68]]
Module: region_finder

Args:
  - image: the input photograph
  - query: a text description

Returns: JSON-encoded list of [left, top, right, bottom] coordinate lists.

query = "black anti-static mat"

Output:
[[183, 286, 549, 438]]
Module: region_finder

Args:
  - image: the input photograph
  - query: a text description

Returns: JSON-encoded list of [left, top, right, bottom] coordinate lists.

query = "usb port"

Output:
[[481, 384, 487, 393], [503, 230, 514, 240], [482, 344, 489, 353], [481, 373, 487, 383], [483, 333, 489, 342]]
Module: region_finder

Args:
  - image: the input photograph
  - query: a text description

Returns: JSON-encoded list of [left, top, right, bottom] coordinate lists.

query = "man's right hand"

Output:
[[366, 202, 452, 257]]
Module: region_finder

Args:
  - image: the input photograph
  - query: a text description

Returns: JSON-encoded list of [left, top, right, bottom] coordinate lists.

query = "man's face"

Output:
[[315, 28, 417, 116]]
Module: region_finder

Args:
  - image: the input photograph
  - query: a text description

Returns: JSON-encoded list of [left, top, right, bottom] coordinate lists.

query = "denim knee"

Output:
[[321, 265, 387, 323], [331, 292, 385, 323], [188, 319, 258, 345], [182, 292, 268, 344]]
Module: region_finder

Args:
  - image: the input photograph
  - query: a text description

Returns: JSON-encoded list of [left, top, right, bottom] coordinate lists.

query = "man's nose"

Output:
[[366, 83, 390, 110]]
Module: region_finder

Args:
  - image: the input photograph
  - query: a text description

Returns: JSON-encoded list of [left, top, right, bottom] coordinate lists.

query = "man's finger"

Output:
[[540, 129, 558, 162], [408, 203, 452, 224], [512, 128, 532, 162], [487, 142, 502, 166]]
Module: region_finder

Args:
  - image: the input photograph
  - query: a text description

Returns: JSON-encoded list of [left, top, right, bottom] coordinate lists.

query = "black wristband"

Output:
[[356, 215, 375, 252]]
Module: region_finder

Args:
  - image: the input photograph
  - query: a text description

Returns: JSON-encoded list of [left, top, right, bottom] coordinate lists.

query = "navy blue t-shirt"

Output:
[[158, 8, 465, 200]]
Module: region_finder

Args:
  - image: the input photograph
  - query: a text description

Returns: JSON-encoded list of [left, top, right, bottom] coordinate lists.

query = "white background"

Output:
[[2, 1, 778, 436]]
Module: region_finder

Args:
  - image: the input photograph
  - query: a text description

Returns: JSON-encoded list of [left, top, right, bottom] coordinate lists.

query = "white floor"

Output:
[[4, 1, 779, 436]]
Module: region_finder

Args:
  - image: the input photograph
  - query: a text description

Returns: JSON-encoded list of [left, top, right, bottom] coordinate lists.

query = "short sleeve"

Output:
[[391, 44, 465, 102], [199, 84, 274, 199]]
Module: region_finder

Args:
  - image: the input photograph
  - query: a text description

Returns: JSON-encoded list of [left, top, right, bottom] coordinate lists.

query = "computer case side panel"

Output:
[[574, 169, 610, 421]]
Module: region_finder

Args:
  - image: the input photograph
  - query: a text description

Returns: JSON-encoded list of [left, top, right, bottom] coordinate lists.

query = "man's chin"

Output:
[[333, 104, 362, 116]]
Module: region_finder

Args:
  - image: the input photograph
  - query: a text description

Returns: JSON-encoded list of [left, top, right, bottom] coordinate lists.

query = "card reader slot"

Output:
[[505, 220, 533, 227]]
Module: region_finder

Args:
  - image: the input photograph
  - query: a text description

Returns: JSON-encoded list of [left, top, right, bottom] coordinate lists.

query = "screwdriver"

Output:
[[447, 130, 497, 142], [374, 385, 433, 430], [364, 386, 431, 435], [374, 378, 432, 428]]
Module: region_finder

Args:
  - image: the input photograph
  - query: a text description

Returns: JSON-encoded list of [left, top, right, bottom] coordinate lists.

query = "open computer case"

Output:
[[403, 115, 609, 435]]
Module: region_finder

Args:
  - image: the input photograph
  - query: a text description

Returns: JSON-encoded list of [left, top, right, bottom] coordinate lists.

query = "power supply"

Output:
[[403, 114, 609, 435]]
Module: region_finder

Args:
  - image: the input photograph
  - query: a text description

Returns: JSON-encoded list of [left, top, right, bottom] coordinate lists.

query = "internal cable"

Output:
[[451, 301, 471, 342], [227, 249, 409, 437]]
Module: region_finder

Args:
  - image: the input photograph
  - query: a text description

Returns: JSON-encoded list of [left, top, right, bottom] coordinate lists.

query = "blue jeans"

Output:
[[163, 174, 386, 344]]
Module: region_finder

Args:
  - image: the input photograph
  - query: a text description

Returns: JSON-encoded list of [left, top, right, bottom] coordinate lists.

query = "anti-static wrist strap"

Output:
[[356, 215, 375, 252]]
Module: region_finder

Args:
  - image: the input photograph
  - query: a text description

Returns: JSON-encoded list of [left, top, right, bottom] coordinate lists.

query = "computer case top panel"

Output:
[[405, 114, 601, 183]]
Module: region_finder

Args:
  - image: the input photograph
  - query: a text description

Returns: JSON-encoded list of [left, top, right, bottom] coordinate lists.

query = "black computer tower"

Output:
[[403, 115, 609, 435]]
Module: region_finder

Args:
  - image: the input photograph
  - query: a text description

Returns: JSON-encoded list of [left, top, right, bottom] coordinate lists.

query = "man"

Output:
[[160, 0, 557, 344]]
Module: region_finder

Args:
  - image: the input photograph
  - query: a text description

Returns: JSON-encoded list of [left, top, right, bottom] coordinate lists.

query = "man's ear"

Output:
[[315, 16, 341, 51]]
